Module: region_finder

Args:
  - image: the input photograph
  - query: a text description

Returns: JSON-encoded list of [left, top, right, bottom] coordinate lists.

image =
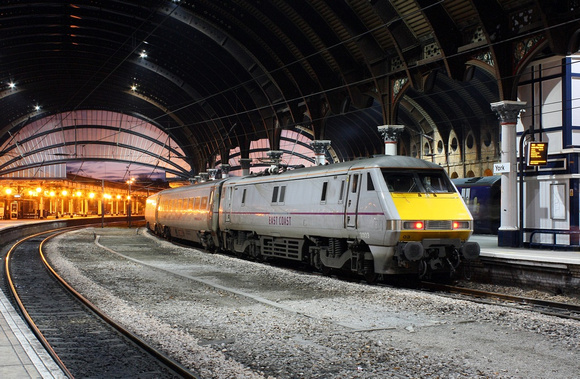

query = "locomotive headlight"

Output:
[[403, 221, 424, 230], [453, 221, 470, 230]]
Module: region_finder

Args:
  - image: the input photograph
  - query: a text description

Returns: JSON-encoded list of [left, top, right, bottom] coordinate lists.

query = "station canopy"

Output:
[[0, 1, 577, 181], [0, 110, 189, 181]]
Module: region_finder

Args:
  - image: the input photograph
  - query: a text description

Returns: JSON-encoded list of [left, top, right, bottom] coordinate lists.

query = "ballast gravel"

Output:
[[44, 227, 580, 378]]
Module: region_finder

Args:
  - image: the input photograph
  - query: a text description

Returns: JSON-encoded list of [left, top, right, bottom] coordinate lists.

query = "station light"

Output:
[[5, 188, 12, 195], [36, 187, 42, 193], [89, 192, 95, 199], [49, 191, 55, 197], [76, 191, 82, 197], [62, 190, 68, 196]]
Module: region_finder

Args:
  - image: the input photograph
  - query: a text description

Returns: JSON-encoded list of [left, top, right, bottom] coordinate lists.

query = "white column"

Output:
[[491, 100, 527, 247], [310, 140, 331, 165], [220, 164, 231, 178], [377, 125, 405, 155], [239, 158, 252, 176]]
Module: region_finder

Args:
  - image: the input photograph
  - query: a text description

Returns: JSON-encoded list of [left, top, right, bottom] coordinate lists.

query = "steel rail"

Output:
[[5, 227, 82, 378], [39, 230, 197, 379], [421, 281, 580, 321], [5, 224, 197, 379]]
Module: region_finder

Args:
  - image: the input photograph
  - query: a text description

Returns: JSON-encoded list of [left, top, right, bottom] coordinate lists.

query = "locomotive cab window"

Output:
[[383, 170, 455, 193]]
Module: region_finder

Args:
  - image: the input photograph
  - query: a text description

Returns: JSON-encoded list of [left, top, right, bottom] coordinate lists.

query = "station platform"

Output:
[[471, 234, 580, 265], [0, 219, 578, 378]]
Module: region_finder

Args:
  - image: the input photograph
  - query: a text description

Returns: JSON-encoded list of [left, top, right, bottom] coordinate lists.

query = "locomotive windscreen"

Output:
[[383, 170, 455, 193]]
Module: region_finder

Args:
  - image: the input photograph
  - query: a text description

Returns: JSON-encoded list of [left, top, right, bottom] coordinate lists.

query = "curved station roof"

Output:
[[0, 1, 578, 180]]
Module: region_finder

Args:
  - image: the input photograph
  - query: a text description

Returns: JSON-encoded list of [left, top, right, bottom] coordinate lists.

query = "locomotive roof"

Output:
[[148, 156, 444, 196], [237, 155, 443, 182]]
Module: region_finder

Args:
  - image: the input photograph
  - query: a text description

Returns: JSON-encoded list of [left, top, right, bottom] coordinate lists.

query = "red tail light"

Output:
[[453, 221, 470, 229], [403, 221, 424, 230]]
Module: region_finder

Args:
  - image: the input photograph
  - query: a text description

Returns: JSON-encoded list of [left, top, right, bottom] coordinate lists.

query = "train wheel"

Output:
[[245, 242, 261, 261], [313, 252, 331, 276], [164, 227, 172, 241], [363, 259, 378, 284], [418, 261, 429, 279], [364, 271, 378, 284]]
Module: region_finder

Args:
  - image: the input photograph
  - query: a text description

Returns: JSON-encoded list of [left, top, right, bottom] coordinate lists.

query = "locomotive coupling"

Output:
[[403, 242, 424, 261], [460, 242, 480, 260]]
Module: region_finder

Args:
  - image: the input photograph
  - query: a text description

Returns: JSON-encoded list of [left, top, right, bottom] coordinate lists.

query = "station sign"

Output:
[[493, 163, 510, 174], [527, 141, 548, 166]]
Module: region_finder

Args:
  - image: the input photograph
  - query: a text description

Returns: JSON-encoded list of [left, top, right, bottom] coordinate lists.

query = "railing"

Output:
[[528, 229, 580, 250]]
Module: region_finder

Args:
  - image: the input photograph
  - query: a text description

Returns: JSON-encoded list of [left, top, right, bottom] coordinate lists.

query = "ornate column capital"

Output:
[[310, 140, 331, 165], [490, 101, 527, 124], [377, 125, 405, 142], [310, 140, 331, 154]]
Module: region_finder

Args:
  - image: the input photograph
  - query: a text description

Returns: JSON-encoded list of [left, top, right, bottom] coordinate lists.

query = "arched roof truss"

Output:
[[0, 110, 191, 179]]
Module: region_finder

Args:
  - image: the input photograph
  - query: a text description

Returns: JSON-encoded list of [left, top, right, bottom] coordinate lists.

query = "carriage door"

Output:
[[345, 173, 361, 229], [224, 186, 233, 223]]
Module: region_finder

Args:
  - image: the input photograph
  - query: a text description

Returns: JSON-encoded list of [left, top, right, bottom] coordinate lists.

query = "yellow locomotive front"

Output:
[[383, 169, 480, 276]]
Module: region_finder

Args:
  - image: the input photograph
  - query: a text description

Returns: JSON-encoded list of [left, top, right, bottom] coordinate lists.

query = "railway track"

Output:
[[3, 227, 197, 379], [420, 281, 580, 321], [170, 233, 580, 321]]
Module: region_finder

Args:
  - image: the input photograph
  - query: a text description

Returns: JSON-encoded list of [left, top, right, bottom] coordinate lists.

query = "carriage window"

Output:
[[201, 196, 208, 209], [321, 181, 328, 202], [367, 173, 375, 191], [178, 199, 183, 211], [194, 197, 201, 209], [271, 185, 286, 204], [339, 180, 346, 203], [241, 188, 247, 205]]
